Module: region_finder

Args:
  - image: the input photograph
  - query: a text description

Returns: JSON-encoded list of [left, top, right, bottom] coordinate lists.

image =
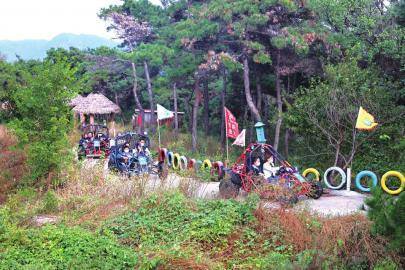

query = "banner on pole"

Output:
[[232, 129, 246, 147], [355, 106, 378, 131], [224, 107, 239, 139], [157, 104, 174, 120]]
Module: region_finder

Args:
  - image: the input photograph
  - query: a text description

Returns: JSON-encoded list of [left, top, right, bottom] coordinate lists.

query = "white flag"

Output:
[[232, 129, 246, 147], [157, 104, 174, 120]]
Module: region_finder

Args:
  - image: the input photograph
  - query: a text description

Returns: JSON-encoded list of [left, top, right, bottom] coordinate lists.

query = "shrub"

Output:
[[103, 191, 257, 248], [40, 190, 59, 213], [366, 187, 405, 252], [0, 223, 138, 269]]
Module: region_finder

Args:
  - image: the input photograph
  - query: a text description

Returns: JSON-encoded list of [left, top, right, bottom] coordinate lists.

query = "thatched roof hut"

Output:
[[72, 93, 121, 115], [69, 95, 85, 107]]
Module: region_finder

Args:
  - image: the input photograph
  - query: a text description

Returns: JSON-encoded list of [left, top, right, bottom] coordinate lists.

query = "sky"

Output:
[[0, 0, 160, 41]]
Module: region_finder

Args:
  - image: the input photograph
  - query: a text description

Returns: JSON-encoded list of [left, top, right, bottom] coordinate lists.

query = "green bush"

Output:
[[365, 187, 405, 252], [103, 191, 257, 247], [41, 190, 59, 213], [0, 220, 138, 269]]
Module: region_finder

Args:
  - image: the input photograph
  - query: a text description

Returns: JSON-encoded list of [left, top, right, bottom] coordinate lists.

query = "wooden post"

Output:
[[111, 113, 116, 137], [80, 113, 85, 125]]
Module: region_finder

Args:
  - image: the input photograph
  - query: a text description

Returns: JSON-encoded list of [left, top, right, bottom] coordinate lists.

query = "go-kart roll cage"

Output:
[[231, 143, 298, 192], [112, 132, 151, 150], [80, 124, 109, 135]]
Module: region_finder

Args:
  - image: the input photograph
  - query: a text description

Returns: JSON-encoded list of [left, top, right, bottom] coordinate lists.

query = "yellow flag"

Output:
[[355, 107, 378, 131]]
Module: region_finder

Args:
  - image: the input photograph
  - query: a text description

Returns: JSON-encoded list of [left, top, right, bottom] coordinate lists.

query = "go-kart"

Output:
[[108, 132, 168, 178], [78, 124, 110, 159], [219, 143, 323, 204]]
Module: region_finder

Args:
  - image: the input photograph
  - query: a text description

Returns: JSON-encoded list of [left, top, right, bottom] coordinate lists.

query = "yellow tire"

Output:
[[201, 159, 212, 170], [172, 153, 181, 170], [381, 171, 404, 195], [302, 168, 320, 181]]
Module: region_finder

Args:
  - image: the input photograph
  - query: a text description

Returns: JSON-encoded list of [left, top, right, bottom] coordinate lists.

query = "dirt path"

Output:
[[85, 159, 370, 217]]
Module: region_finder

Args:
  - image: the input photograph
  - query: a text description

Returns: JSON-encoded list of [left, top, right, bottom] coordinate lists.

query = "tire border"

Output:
[[355, 170, 378, 192], [381, 171, 404, 195], [323, 166, 346, 190]]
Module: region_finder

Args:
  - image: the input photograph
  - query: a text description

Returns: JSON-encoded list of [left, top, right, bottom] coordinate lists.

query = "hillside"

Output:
[[0, 33, 117, 61]]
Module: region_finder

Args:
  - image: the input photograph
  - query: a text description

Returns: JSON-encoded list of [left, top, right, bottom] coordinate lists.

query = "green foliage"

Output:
[[0, 209, 138, 270], [40, 190, 59, 214], [365, 188, 405, 252], [8, 60, 79, 182], [103, 191, 258, 248], [286, 59, 401, 172]]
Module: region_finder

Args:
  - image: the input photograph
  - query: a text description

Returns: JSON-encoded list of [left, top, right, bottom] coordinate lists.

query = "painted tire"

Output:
[[167, 151, 174, 167], [195, 160, 203, 172], [201, 159, 212, 170], [164, 149, 170, 163], [355, 170, 378, 192], [324, 167, 346, 190], [172, 153, 181, 170], [158, 148, 167, 163], [188, 159, 196, 170], [179, 156, 188, 170], [302, 168, 320, 181], [381, 171, 404, 195]]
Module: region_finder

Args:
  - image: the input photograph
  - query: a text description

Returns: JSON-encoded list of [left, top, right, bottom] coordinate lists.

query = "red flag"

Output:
[[224, 107, 239, 139]]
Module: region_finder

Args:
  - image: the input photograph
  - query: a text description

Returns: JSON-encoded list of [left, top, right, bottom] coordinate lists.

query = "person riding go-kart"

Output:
[[77, 124, 110, 159], [108, 132, 167, 178], [219, 142, 323, 204]]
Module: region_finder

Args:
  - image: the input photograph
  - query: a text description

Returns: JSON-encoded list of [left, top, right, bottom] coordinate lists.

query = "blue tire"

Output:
[[355, 170, 377, 192], [167, 151, 174, 167]]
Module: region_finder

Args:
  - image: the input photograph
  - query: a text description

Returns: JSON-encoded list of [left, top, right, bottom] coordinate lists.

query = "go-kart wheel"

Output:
[[278, 193, 298, 205], [158, 162, 168, 180], [219, 176, 240, 199], [308, 181, 323, 199]]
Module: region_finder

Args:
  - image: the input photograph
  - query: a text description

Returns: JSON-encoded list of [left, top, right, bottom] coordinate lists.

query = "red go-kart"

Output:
[[219, 143, 323, 203]]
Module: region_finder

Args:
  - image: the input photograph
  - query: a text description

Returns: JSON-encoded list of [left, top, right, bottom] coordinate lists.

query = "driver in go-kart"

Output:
[[86, 132, 94, 142], [136, 139, 150, 157], [136, 139, 150, 173], [262, 155, 280, 184], [117, 143, 133, 164]]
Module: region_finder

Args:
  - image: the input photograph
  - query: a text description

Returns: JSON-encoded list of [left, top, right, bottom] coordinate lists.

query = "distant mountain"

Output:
[[0, 33, 118, 61]]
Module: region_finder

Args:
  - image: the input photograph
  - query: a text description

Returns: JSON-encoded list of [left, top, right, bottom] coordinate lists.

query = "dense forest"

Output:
[[0, 0, 404, 269]]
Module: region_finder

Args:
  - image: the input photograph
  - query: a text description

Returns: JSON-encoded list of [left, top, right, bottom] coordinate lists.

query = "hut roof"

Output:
[[69, 94, 85, 107], [73, 93, 121, 114]]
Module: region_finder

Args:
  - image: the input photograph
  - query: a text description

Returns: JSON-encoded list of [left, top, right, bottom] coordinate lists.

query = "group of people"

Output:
[[79, 132, 94, 145], [251, 155, 280, 184], [119, 138, 151, 160]]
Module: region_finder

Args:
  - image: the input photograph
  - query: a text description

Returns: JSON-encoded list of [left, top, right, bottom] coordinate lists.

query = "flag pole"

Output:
[[226, 136, 229, 165], [225, 107, 229, 165], [157, 117, 161, 149]]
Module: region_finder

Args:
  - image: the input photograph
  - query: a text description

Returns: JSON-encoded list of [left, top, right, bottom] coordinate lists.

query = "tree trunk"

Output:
[[144, 60, 155, 132], [256, 79, 262, 112], [284, 128, 290, 158], [184, 94, 192, 133], [263, 94, 271, 139], [173, 83, 179, 135], [192, 76, 201, 151], [334, 143, 341, 167], [273, 51, 282, 151], [203, 80, 209, 135], [249, 113, 254, 143], [243, 56, 261, 122], [220, 71, 227, 149], [114, 91, 119, 108], [131, 62, 144, 133]]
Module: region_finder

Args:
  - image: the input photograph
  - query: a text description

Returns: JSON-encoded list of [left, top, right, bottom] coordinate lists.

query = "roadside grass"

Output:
[[98, 191, 400, 269], [0, 125, 27, 203], [1, 127, 401, 269]]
